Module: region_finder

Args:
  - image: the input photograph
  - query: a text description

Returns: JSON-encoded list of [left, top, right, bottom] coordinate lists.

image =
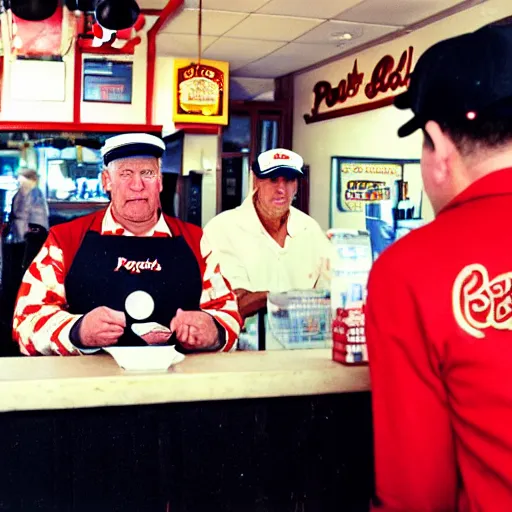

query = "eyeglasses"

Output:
[[118, 169, 159, 181]]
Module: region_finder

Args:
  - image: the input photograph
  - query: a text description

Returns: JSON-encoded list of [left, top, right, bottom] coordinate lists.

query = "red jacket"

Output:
[[366, 168, 512, 512]]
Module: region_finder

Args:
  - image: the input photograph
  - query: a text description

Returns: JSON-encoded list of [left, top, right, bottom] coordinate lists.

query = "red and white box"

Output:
[[332, 307, 368, 365]]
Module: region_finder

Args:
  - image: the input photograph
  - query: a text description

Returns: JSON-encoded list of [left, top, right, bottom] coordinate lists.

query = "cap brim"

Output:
[[394, 91, 411, 110], [397, 116, 422, 138], [103, 142, 164, 165], [255, 165, 303, 178]]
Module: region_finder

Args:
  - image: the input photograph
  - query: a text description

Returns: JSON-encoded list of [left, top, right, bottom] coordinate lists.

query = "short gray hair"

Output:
[[17, 168, 38, 181]]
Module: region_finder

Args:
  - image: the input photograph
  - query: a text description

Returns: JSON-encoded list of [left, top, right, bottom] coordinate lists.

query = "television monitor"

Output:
[[83, 59, 133, 104]]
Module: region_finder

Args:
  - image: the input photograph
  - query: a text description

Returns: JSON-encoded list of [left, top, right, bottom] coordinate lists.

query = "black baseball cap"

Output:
[[395, 24, 512, 138]]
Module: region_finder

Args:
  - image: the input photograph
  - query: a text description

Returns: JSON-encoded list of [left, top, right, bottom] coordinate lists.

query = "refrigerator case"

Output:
[[174, 172, 203, 226], [330, 158, 425, 262], [327, 229, 372, 365]]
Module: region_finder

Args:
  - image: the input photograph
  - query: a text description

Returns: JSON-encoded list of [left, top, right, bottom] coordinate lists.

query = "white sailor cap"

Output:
[[253, 148, 304, 178], [101, 133, 166, 166]]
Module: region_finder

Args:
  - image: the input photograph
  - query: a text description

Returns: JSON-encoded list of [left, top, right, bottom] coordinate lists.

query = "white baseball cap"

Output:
[[101, 133, 166, 166], [253, 148, 304, 178]]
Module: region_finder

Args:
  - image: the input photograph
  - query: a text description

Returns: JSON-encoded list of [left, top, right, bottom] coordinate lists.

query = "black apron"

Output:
[[65, 231, 202, 346]]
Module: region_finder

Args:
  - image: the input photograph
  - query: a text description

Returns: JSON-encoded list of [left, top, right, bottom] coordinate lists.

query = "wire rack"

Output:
[[267, 290, 331, 349]]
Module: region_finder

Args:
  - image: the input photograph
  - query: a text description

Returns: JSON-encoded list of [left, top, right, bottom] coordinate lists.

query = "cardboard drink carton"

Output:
[[327, 229, 372, 365]]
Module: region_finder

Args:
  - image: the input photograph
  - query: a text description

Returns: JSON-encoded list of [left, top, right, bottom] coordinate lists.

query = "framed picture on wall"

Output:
[[330, 156, 424, 261], [83, 59, 133, 104]]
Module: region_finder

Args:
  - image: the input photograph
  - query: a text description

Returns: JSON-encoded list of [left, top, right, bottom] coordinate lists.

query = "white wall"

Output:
[[0, 33, 148, 124], [80, 38, 148, 125], [154, 56, 219, 226], [293, 0, 512, 230], [0, 53, 74, 122], [183, 133, 218, 226], [153, 56, 175, 135]]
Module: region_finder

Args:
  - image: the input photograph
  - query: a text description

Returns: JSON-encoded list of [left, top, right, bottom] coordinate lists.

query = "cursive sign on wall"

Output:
[[304, 46, 414, 124]]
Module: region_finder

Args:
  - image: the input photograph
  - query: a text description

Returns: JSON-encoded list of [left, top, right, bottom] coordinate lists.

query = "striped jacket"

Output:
[[13, 207, 242, 355]]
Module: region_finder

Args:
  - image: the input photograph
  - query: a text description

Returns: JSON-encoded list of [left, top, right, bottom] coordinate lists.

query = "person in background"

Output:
[[13, 133, 242, 355], [204, 148, 332, 320], [0, 168, 49, 355], [366, 24, 512, 511], [9, 167, 49, 268]]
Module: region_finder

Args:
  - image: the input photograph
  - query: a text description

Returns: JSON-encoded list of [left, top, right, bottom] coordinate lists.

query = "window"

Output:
[[258, 119, 279, 154], [222, 115, 251, 153], [161, 131, 184, 175]]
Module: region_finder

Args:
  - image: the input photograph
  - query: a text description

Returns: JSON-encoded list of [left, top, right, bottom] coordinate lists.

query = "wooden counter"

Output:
[[0, 348, 370, 412]]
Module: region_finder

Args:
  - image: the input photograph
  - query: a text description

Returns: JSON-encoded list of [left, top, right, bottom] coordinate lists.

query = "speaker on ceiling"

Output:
[[95, 0, 140, 31], [10, 0, 59, 21]]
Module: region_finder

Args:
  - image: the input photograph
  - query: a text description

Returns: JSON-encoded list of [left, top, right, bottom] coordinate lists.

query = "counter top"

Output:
[[0, 349, 370, 413]]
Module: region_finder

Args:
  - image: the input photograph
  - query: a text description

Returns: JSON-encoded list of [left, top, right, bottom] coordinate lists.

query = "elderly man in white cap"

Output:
[[204, 148, 332, 320], [13, 133, 242, 355]]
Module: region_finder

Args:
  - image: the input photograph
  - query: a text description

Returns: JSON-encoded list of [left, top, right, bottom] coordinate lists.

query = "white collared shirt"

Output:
[[204, 195, 332, 293], [102, 205, 172, 237]]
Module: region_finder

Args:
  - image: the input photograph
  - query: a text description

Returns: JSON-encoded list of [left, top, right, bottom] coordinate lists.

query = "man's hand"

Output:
[[78, 306, 126, 347], [170, 309, 220, 350], [235, 289, 268, 320]]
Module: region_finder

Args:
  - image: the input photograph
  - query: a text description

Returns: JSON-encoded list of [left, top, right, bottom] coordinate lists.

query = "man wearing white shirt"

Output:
[[204, 148, 332, 320]]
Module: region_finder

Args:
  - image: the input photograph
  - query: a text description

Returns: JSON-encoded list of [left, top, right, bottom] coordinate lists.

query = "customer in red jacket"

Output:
[[13, 133, 241, 355], [366, 24, 512, 511]]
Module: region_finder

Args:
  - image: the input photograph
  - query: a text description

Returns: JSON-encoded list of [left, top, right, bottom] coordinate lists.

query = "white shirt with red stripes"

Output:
[[13, 206, 241, 355]]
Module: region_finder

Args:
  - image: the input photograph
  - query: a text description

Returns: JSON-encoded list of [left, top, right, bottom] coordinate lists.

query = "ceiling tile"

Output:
[[203, 37, 285, 69], [233, 42, 343, 77], [184, 0, 272, 12], [156, 33, 218, 57], [138, 0, 168, 8], [143, 14, 159, 31], [230, 77, 275, 100], [295, 20, 399, 45], [335, 0, 467, 26], [256, 0, 363, 19], [223, 13, 323, 41], [160, 8, 248, 36]]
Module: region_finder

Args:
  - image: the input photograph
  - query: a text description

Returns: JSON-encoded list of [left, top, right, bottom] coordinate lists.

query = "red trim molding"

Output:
[[175, 123, 221, 135], [146, 0, 184, 125], [141, 9, 162, 16], [73, 42, 83, 124], [0, 122, 163, 133], [77, 42, 140, 55], [303, 96, 396, 124]]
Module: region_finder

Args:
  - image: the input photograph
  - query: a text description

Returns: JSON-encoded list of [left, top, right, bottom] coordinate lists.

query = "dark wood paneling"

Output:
[[0, 393, 373, 512], [274, 75, 294, 150]]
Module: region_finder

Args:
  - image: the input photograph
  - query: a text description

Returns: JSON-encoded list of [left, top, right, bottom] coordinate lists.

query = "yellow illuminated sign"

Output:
[[173, 58, 229, 126]]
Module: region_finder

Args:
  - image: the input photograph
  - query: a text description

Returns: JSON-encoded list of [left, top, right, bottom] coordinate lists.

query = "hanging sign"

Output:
[[304, 46, 414, 124], [173, 58, 229, 126]]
